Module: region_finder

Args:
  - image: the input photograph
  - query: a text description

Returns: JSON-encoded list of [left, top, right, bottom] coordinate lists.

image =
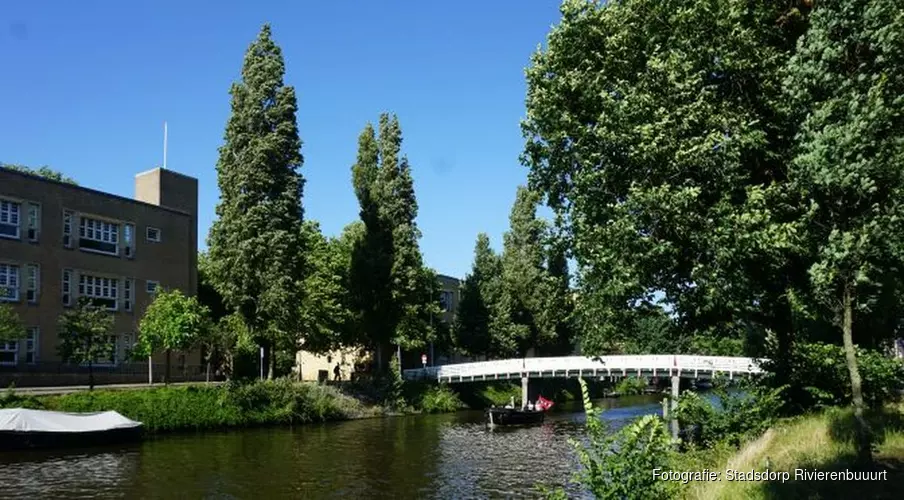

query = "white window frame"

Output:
[[62, 268, 73, 306], [91, 335, 119, 367], [0, 198, 21, 240], [0, 263, 20, 302], [146, 226, 161, 243], [124, 278, 133, 312], [0, 341, 17, 366], [146, 280, 159, 295], [62, 210, 74, 248], [78, 216, 119, 256], [25, 327, 38, 364], [26, 202, 40, 241], [26, 264, 39, 303], [78, 273, 119, 311], [124, 223, 135, 258]]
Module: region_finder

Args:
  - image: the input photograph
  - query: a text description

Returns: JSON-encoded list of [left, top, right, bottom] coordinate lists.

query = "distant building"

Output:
[[294, 273, 462, 380], [0, 166, 200, 386]]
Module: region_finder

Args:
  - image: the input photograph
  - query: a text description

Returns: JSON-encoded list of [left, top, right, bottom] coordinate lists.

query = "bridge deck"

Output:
[[403, 355, 766, 383]]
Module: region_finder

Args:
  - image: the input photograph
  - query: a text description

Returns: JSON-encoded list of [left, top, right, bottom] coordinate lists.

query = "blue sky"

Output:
[[0, 1, 564, 279]]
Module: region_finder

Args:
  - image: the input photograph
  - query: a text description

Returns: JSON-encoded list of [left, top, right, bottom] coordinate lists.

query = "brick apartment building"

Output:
[[0, 166, 199, 386]]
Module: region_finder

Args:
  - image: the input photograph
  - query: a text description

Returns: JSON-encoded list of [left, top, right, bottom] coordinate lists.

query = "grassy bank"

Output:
[[0, 379, 382, 433], [682, 406, 904, 499]]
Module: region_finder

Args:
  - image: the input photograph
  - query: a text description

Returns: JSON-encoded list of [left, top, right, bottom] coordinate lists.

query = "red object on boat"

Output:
[[536, 395, 554, 411]]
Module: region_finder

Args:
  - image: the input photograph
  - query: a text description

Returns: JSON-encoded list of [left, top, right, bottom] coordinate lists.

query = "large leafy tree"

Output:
[[298, 220, 355, 354], [57, 297, 115, 390], [349, 114, 441, 369], [521, 0, 810, 359], [136, 288, 212, 384], [454, 233, 502, 357], [782, 0, 904, 463], [206, 24, 305, 379]]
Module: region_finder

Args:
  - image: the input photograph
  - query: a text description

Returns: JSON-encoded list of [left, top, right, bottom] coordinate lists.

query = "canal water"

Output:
[[0, 395, 662, 499]]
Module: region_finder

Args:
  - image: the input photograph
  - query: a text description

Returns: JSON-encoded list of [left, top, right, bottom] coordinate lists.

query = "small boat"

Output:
[[486, 407, 546, 426], [0, 408, 143, 450]]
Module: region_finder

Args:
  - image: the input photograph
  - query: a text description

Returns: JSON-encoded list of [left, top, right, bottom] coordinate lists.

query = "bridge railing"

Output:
[[402, 355, 766, 381]]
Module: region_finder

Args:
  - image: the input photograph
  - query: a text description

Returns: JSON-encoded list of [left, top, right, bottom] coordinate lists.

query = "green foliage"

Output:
[[1, 162, 78, 184], [614, 377, 647, 396], [137, 288, 211, 356], [385, 354, 406, 411], [348, 114, 441, 360], [0, 380, 369, 432], [676, 379, 784, 448], [415, 383, 462, 413], [762, 342, 904, 413], [454, 233, 502, 357], [298, 220, 355, 354], [57, 298, 115, 387], [206, 24, 305, 377], [548, 378, 678, 499], [0, 302, 25, 343], [521, 0, 810, 359]]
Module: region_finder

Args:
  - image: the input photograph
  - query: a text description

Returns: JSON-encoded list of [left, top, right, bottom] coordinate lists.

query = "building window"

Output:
[[86, 335, 119, 367], [440, 291, 454, 312], [124, 279, 133, 312], [146, 280, 159, 295], [62, 269, 73, 306], [0, 199, 20, 239], [78, 216, 119, 255], [78, 274, 119, 311], [146, 226, 161, 242], [26, 264, 39, 303], [25, 328, 38, 364], [26, 203, 40, 241], [124, 223, 135, 258], [0, 263, 19, 301], [0, 341, 17, 366], [62, 210, 74, 247]]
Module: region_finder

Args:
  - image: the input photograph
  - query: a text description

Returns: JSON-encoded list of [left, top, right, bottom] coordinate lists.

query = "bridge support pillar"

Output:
[[521, 376, 529, 409], [670, 376, 680, 440]]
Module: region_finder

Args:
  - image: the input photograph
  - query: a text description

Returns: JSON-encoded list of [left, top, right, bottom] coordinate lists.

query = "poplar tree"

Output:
[[497, 186, 554, 356], [349, 114, 440, 369], [206, 24, 305, 379]]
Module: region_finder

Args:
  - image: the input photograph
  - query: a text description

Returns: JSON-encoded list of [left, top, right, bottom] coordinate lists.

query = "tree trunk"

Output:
[[165, 349, 171, 385], [842, 282, 872, 464], [266, 342, 275, 380], [88, 361, 94, 390], [206, 360, 211, 384], [148, 355, 153, 385], [375, 344, 382, 373]]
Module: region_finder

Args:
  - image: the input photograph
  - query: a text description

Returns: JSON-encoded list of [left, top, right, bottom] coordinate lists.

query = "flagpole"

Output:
[[163, 121, 168, 169]]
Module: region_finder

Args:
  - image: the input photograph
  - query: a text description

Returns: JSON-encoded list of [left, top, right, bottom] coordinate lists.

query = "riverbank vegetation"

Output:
[[0, 380, 381, 433]]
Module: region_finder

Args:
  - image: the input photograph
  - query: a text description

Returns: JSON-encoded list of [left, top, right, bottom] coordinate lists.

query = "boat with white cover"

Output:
[[0, 408, 143, 450]]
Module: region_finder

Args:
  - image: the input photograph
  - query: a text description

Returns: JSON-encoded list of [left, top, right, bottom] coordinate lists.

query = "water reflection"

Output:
[[0, 395, 663, 499]]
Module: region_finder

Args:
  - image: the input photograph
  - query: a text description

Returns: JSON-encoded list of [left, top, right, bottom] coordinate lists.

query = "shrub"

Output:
[[762, 342, 904, 413], [419, 384, 462, 413], [614, 376, 647, 396], [544, 378, 678, 499], [675, 378, 784, 448]]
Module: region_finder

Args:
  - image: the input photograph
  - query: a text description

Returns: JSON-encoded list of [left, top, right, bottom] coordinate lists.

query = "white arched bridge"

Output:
[[402, 355, 766, 383]]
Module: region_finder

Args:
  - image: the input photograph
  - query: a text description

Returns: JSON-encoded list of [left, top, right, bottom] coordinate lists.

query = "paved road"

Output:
[[8, 381, 224, 396]]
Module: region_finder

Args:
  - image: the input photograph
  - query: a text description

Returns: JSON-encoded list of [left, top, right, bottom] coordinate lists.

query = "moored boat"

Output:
[[0, 408, 143, 451]]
